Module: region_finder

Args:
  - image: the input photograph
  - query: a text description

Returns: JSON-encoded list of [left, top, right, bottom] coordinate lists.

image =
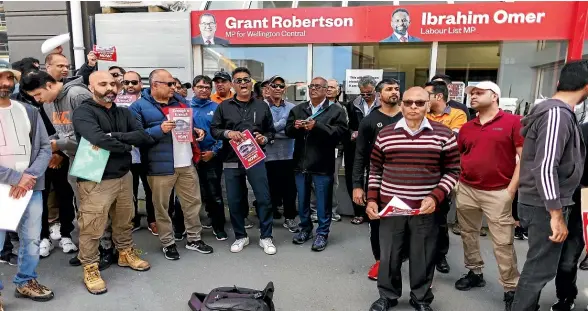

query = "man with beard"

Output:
[[72, 71, 153, 295], [0, 67, 54, 309], [346, 76, 381, 225], [21, 70, 91, 257], [513, 60, 588, 311], [352, 78, 402, 280]]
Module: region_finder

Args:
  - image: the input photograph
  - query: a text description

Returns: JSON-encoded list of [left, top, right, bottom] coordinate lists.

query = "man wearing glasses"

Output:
[[210, 67, 277, 255], [346, 76, 381, 225], [263, 75, 298, 233], [285, 77, 348, 252], [367, 87, 459, 311], [130, 69, 213, 261], [193, 13, 230, 46]]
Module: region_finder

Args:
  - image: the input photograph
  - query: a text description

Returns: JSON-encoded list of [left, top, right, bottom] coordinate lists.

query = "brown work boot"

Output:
[[14, 279, 54, 301], [83, 263, 107, 295], [118, 248, 151, 271]]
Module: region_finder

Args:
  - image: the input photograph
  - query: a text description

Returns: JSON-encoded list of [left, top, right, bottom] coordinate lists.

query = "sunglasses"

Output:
[[154, 81, 176, 87], [123, 80, 139, 86], [233, 77, 252, 84], [360, 92, 375, 97], [402, 100, 428, 107], [111, 73, 122, 78], [270, 83, 286, 89], [308, 84, 327, 90]]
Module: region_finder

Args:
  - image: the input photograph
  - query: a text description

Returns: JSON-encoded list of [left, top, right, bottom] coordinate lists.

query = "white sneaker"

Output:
[[259, 238, 276, 255], [59, 238, 78, 253], [49, 223, 61, 240], [40, 238, 54, 258], [230, 237, 249, 253]]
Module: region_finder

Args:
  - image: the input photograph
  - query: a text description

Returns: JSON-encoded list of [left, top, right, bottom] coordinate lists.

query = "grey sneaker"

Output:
[[283, 219, 299, 233], [310, 214, 318, 223], [202, 218, 213, 229], [244, 217, 254, 229], [331, 213, 342, 222]]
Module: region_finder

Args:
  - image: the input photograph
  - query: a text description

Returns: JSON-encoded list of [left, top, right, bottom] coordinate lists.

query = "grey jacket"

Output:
[[518, 99, 586, 211], [43, 77, 92, 157], [0, 101, 51, 191]]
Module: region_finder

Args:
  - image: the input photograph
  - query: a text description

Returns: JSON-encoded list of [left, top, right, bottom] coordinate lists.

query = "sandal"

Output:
[[351, 216, 364, 225]]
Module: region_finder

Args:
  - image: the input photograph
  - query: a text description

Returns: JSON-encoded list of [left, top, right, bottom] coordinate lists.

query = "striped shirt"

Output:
[[367, 118, 461, 209]]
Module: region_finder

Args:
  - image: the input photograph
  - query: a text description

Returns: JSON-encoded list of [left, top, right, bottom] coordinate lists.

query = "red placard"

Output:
[[114, 94, 137, 107], [583, 211, 588, 252], [93, 45, 117, 62], [378, 196, 421, 217], [191, 2, 576, 45], [229, 130, 266, 170], [169, 108, 193, 143]]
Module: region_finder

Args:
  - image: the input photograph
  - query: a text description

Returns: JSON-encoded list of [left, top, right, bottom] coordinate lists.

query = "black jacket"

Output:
[[210, 95, 276, 163], [352, 109, 403, 189], [448, 99, 472, 121], [285, 99, 349, 175], [72, 98, 153, 180]]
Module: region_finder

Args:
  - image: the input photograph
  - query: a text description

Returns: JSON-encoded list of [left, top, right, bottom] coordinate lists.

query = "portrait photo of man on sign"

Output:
[[193, 13, 231, 46], [381, 8, 423, 43]]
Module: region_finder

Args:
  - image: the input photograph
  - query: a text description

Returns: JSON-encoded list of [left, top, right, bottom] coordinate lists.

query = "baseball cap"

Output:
[[267, 75, 285, 84], [0, 63, 21, 81], [213, 70, 231, 82], [465, 81, 501, 98]]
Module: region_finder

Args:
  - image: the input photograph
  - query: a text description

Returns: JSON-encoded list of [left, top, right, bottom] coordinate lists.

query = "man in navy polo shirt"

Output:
[[454, 81, 522, 311]]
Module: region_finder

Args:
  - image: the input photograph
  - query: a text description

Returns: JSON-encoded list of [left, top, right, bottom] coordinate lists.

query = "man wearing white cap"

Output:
[[454, 81, 522, 310]]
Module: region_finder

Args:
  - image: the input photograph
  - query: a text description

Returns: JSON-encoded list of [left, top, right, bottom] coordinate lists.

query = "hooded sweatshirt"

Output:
[[518, 99, 586, 211], [191, 97, 222, 154], [43, 76, 93, 157]]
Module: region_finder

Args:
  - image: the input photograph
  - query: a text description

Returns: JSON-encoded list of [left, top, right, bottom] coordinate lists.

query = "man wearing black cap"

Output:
[[211, 70, 234, 104]]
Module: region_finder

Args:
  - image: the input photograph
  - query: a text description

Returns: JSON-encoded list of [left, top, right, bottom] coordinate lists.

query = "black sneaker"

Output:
[[369, 298, 398, 311], [311, 235, 328, 252], [69, 255, 81, 267], [292, 231, 313, 245], [551, 298, 575, 311], [514, 226, 525, 240], [580, 254, 588, 270], [202, 218, 213, 229], [455, 271, 486, 291], [174, 231, 187, 241], [409, 299, 433, 311], [504, 291, 515, 311], [213, 230, 228, 241], [436, 256, 450, 274], [0, 253, 17, 266], [132, 221, 142, 232], [480, 227, 488, 236], [99, 247, 115, 271], [163, 244, 180, 260], [186, 240, 213, 254]]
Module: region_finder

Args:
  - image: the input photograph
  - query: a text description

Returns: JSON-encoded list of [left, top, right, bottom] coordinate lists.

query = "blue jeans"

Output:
[[0, 191, 43, 290], [295, 173, 333, 236], [224, 161, 273, 239]]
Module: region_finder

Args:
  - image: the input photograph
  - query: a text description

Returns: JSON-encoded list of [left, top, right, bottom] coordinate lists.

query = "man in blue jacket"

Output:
[[190, 75, 227, 241], [129, 69, 212, 261]]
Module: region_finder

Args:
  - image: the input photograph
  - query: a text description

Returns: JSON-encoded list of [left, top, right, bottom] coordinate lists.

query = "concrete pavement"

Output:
[[0, 219, 586, 311]]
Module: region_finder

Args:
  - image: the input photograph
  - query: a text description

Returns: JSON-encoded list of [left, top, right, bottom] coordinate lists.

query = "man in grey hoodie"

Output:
[[512, 60, 588, 311]]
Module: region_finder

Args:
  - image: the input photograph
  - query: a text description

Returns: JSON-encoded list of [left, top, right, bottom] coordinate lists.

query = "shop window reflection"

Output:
[[203, 46, 308, 103], [297, 1, 342, 8], [206, 1, 246, 10]]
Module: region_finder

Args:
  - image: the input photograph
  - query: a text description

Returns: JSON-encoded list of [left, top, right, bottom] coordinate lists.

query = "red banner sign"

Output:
[[191, 2, 576, 45]]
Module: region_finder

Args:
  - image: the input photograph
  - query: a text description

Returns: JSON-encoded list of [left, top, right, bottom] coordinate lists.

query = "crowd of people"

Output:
[[0, 45, 586, 311]]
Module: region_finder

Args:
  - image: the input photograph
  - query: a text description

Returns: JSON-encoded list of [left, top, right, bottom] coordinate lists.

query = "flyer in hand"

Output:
[[229, 130, 266, 170], [378, 196, 421, 217], [93, 45, 117, 62], [114, 94, 137, 107], [169, 108, 193, 143], [69, 137, 110, 183], [581, 188, 588, 250]]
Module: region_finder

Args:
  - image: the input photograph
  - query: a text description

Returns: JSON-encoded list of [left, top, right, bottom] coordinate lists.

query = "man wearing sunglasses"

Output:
[[211, 70, 234, 104], [122, 72, 143, 97], [367, 87, 460, 311], [210, 67, 277, 255], [130, 69, 213, 261], [285, 77, 348, 252], [346, 75, 381, 226], [263, 75, 298, 234]]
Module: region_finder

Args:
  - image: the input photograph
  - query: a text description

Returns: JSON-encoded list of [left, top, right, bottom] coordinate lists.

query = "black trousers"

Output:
[[343, 142, 365, 218], [1, 234, 14, 256], [434, 198, 451, 261], [266, 159, 297, 220], [378, 214, 438, 304], [197, 158, 226, 232], [168, 190, 185, 234], [512, 199, 582, 310], [41, 158, 75, 239], [370, 219, 380, 260], [131, 163, 155, 225]]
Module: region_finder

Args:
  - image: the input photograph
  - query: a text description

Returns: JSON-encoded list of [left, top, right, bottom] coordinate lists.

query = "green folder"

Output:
[[69, 137, 110, 183]]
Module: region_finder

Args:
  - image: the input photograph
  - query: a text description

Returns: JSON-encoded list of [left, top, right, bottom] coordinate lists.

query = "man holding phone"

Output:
[[210, 67, 277, 255]]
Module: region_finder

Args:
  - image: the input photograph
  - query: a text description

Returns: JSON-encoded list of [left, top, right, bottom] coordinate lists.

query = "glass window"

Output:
[[206, 1, 246, 10], [250, 1, 293, 9], [203, 46, 308, 103], [297, 1, 342, 8]]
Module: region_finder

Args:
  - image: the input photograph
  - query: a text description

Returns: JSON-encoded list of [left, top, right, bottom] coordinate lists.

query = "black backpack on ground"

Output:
[[188, 282, 275, 311]]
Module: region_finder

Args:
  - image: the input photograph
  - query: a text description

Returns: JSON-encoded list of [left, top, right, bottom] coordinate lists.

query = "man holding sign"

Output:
[[366, 87, 460, 311], [0, 67, 54, 306]]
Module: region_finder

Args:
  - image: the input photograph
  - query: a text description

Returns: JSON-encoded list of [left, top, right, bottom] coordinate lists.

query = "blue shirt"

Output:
[[266, 99, 295, 161]]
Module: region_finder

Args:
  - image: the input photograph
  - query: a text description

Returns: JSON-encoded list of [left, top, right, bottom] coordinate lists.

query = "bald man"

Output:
[[367, 87, 460, 311], [130, 69, 212, 261], [72, 71, 153, 295]]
